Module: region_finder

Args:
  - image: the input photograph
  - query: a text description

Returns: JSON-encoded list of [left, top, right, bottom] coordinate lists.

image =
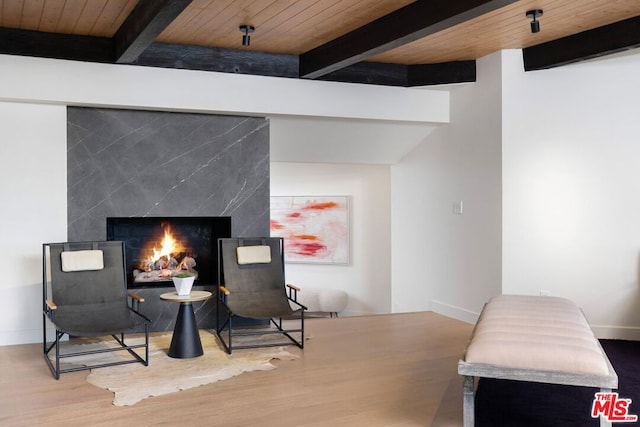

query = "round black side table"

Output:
[[160, 290, 212, 358]]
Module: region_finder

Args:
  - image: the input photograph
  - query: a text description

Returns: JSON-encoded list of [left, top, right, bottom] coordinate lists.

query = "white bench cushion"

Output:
[[464, 295, 610, 377]]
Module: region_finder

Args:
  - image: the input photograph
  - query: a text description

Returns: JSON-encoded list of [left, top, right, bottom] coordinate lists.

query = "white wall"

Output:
[[0, 102, 67, 344], [270, 116, 436, 164], [390, 53, 503, 322], [270, 163, 391, 316], [390, 47, 640, 341], [501, 49, 640, 339]]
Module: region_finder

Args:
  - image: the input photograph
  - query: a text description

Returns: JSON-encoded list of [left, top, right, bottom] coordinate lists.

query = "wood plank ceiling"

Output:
[[1, 0, 640, 87]]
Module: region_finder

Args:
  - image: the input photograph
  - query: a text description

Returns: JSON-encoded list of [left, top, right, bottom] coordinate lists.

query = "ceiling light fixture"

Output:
[[526, 9, 543, 33], [239, 25, 255, 46]]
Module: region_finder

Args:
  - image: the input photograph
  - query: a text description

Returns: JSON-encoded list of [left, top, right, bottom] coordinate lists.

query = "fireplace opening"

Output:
[[106, 217, 231, 288]]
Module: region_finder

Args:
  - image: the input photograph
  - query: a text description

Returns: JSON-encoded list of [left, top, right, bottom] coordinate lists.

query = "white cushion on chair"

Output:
[[236, 245, 271, 265], [61, 250, 104, 272]]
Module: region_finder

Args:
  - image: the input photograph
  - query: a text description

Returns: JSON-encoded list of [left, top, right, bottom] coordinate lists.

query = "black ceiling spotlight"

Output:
[[526, 9, 543, 33], [239, 25, 255, 46]]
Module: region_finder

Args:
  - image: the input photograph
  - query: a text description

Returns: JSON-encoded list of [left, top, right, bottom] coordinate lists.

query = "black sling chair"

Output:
[[42, 241, 150, 379], [216, 237, 306, 353]]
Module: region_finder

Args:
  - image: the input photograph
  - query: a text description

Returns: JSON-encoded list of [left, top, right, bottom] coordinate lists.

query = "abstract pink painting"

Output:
[[270, 196, 349, 264]]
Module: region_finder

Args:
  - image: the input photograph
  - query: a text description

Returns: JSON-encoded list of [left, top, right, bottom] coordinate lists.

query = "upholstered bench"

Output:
[[458, 294, 618, 427], [293, 287, 348, 317]]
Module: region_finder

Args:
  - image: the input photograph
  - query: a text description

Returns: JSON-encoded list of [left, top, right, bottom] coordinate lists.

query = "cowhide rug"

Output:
[[57, 331, 298, 406]]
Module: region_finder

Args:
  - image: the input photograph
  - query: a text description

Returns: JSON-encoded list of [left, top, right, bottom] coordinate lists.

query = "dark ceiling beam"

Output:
[[319, 62, 408, 86], [299, 0, 518, 79], [0, 27, 113, 63], [523, 14, 640, 71], [320, 60, 477, 87], [136, 43, 476, 87], [135, 43, 299, 78], [114, 0, 192, 64], [408, 61, 476, 86], [137, 43, 408, 85]]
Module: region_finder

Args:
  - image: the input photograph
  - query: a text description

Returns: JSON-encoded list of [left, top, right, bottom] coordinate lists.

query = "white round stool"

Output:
[[296, 288, 348, 317]]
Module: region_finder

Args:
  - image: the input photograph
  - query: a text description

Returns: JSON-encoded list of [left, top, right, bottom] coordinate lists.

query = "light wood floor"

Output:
[[0, 312, 473, 426]]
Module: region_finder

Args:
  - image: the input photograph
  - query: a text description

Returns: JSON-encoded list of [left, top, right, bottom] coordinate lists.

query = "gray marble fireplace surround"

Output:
[[67, 107, 270, 332]]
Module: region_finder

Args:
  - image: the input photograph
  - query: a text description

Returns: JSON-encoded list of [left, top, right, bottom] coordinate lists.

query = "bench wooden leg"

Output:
[[463, 375, 475, 427]]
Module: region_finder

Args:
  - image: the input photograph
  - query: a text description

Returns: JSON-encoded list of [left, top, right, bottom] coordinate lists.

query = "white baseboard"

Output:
[[339, 310, 383, 317], [430, 300, 478, 325], [0, 327, 43, 346], [592, 325, 640, 341]]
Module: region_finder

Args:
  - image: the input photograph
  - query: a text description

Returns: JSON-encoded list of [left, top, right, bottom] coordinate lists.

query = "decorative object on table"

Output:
[[270, 195, 349, 264], [172, 272, 196, 296]]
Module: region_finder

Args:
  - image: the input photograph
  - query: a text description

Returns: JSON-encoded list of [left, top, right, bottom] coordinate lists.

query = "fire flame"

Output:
[[133, 224, 198, 283], [148, 226, 183, 266]]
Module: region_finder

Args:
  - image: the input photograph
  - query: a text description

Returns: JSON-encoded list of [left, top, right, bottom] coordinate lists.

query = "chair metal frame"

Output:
[[215, 237, 306, 353], [42, 241, 151, 379]]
